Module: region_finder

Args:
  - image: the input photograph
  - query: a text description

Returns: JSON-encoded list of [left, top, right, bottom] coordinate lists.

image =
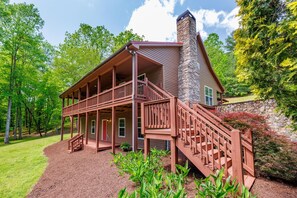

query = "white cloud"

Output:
[[126, 0, 239, 41], [179, 0, 185, 5]]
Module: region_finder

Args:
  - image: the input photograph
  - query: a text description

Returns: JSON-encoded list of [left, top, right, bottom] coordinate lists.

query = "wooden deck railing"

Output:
[[141, 80, 255, 187], [62, 80, 136, 116]]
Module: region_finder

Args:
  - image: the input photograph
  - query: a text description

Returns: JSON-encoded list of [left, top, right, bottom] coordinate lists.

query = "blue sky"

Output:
[[10, 0, 238, 46]]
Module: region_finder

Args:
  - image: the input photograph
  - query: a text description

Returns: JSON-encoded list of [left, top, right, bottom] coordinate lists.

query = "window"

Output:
[[204, 86, 213, 106], [91, 120, 96, 134], [138, 73, 146, 81], [118, 118, 126, 137], [137, 117, 143, 139]]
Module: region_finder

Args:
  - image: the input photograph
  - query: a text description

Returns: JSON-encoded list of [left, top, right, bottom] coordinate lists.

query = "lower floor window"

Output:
[[118, 118, 126, 137], [91, 120, 95, 134], [138, 117, 143, 139]]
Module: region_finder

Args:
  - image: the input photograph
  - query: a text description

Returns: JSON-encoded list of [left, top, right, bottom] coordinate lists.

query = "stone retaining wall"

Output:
[[216, 99, 296, 142]]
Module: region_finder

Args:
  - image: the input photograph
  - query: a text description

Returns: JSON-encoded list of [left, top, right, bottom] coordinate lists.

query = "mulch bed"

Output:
[[28, 140, 297, 198], [28, 141, 135, 198]]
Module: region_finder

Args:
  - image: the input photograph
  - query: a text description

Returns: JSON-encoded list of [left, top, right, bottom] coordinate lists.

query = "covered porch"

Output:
[[84, 139, 120, 152]]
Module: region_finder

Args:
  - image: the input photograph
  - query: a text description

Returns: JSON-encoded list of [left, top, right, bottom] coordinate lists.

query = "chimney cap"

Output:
[[176, 10, 196, 22]]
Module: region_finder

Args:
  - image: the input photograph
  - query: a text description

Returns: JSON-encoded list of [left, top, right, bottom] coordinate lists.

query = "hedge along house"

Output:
[[60, 11, 255, 189]]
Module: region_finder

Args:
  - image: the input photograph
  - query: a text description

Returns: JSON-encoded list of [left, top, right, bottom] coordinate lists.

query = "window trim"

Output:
[[204, 86, 213, 106], [118, 118, 126, 138], [138, 73, 146, 81], [91, 120, 96, 134], [137, 117, 144, 140]]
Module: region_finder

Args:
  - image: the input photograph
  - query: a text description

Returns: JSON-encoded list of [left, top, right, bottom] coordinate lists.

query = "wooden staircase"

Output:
[[141, 80, 256, 189], [68, 134, 84, 153]]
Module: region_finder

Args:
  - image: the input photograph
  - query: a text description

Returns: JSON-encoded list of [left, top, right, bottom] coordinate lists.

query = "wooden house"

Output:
[[60, 10, 255, 189]]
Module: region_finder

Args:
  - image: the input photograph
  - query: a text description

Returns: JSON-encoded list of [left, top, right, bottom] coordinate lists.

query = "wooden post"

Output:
[[77, 114, 81, 134], [231, 129, 244, 185], [72, 92, 74, 105], [70, 115, 73, 138], [144, 137, 150, 158], [78, 88, 81, 101], [111, 106, 115, 154], [132, 52, 138, 99], [170, 97, 177, 137], [85, 112, 89, 144], [96, 110, 100, 152], [132, 102, 138, 151], [97, 76, 101, 104], [112, 67, 116, 100], [86, 83, 89, 107], [170, 137, 177, 173], [141, 103, 145, 135], [60, 117, 65, 141]]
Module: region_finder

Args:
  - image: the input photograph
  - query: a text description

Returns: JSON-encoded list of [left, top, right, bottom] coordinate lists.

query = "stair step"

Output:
[[207, 149, 220, 160], [215, 156, 232, 168], [244, 175, 256, 190]]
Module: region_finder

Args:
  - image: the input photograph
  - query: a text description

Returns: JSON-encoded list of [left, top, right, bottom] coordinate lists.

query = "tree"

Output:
[[53, 25, 143, 89], [204, 33, 250, 96], [112, 29, 144, 53], [0, 3, 45, 143], [235, 0, 297, 127]]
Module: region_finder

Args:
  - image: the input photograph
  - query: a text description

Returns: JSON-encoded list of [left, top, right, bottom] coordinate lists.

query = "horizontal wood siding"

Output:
[[138, 47, 180, 97], [197, 45, 221, 105]]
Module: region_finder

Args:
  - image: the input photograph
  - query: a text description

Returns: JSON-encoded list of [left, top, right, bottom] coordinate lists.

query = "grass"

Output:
[[224, 95, 258, 104], [0, 134, 70, 198]]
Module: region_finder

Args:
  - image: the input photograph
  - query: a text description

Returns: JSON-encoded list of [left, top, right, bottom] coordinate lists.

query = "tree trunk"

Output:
[[4, 97, 12, 144], [18, 105, 22, 139], [13, 107, 17, 140]]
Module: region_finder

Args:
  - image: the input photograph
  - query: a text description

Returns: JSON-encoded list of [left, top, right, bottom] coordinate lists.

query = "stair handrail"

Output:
[[68, 134, 80, 150]]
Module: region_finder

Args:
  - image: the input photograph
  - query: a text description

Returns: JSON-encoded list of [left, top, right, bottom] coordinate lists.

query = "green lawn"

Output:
[[224, 95, 258, 104], [0, 134, 70, 198]]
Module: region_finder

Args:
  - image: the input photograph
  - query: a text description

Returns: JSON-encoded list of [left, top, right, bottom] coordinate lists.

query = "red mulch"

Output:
[[27, 141, 135, 198], [28, 140, 297, 198]]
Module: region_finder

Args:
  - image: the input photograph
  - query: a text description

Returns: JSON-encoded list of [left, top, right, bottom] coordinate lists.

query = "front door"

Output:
[[102, 119, 107, 141]]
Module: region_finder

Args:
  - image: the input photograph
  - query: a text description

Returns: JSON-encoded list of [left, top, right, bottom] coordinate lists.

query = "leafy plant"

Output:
[[120, 142, 131, 151], [215, 111, 297, 184], [195, 169, 255, 198]]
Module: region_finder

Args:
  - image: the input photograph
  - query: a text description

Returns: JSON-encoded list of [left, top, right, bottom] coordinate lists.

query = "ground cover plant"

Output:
[[113, 149, 254, 198], [216, 111, 297, 184], [0, 134, 69, 197]]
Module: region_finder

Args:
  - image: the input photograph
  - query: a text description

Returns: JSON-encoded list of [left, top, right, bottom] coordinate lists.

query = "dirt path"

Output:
[[28, 140, 297, 198]]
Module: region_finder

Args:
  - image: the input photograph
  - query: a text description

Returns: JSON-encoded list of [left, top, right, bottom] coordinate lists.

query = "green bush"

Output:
[[195, 169, 254, 198], [216, 112, 297, 184], [120, 142, 131, 151]]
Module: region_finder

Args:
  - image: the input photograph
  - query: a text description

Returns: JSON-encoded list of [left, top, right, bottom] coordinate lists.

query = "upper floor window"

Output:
[[118, 118, 126, 137], [204, 86, 213, 106], [91, 120, 95, 134]]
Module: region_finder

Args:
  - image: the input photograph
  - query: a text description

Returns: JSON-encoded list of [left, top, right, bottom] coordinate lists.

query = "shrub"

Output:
[[215, 111, 297, 184], [120, 142, 131, 151], [195, 169, 254, 198]]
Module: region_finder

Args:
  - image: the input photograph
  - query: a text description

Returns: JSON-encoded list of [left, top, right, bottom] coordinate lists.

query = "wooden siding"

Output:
[[138, 47, 180, 97], [197, 44, 221, 105], [81, 111, 166, 150]]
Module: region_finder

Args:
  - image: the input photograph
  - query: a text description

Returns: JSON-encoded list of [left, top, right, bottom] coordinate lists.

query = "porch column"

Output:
[[170, 137, 178, 173], [96, 110, 100, 152], [72, 92, 74, 105], [131, 52, 138, 151], [132, 102, 138, 151], [85, 112, 89, 144], [60, 116, 65, 141], [77, 114, 80, 134], [144, 137, 150, 158], [132, 52, 138, 99], [111, 106, 115, 154], [112, 66, 116, 100], [97, 76, 101, 104], [86, 83, 89, 106], [70, 115, 74, 138], [78, 88, 81, 101]]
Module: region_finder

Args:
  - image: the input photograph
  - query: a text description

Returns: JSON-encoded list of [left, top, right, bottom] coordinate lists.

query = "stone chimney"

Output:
[[177, 10, 200, 104]]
